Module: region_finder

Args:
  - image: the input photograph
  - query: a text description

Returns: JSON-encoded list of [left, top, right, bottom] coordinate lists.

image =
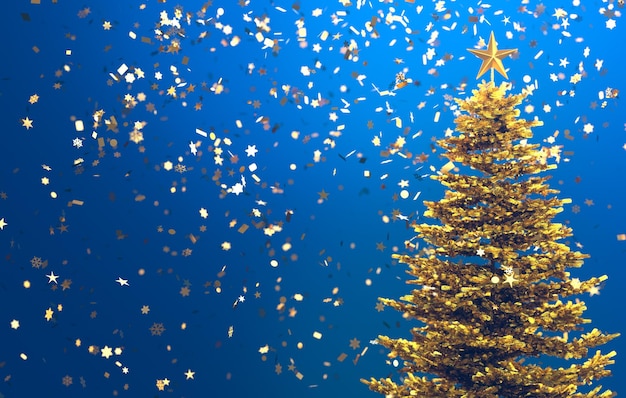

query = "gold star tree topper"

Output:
[[468, 31, 517, 81]]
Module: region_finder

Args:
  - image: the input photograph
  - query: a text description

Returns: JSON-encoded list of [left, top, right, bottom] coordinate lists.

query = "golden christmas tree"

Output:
[[362, 32, 619, 397]]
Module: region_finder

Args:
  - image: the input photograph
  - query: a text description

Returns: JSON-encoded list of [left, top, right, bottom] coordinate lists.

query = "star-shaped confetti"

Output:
[[245, 145, 258, 157], [44, 307, 54, 321], [21, 117, 34, 129], [46, 271, 59, 284], [115, 277, 129, 286], [101, 345, 113, 359]]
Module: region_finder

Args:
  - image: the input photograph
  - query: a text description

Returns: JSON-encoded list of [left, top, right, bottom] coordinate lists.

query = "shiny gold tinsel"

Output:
[[362, 82, 619, 398]]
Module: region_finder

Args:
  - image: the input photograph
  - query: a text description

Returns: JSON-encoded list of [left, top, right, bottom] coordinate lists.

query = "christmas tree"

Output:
[[362, 32, 619, 397]]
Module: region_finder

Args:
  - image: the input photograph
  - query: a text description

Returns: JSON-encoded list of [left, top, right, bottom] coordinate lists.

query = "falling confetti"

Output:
[[0, 1, 623, 397]]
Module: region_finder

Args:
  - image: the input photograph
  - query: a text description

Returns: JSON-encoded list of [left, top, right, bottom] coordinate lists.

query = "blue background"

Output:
[[1, 1, 624, 397]]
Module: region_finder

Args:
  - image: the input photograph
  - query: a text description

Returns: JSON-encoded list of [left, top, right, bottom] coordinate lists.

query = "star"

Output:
[[317, 189, 329, 200], [21, 117, 34, 129], [553, 8, 568, 19], [476, 248, 485, 257], [101, 345, 113, 359], [28, 94, 39, 104], [185, 369, 195, 380], [46, 271, 59, 284], [245, 145, 258, 157], [349, 337, 361, 349], [238, 295, 245, 302], [0, 218, 7, 230], [467, 31, 517, 80], [44, 307, 54, 321], [231, 182, 244, 195], [115, 277, 129, 286], [503, 273, 518, 287], [595, 59, 604, 71], [72, 138, 83, 148], [10, 319, 20, 329], [199, 208, 208, 219]]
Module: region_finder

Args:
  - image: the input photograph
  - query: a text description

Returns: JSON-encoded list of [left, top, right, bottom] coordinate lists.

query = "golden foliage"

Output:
[[362, 82, 619, 397]]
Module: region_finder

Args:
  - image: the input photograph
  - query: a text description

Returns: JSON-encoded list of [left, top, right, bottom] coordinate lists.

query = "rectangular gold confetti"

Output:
[[182, 56, 189, 65], [141, 36, 152, 44], [117, 64, 128, 75], [71, 200, 84, 206], [32, 46, 40, 53], [337, 353, 347, 362], [617, 234, 626, 241], [440, 161, 455, 174], [313, 331, 322, 339], [238, 224, 249, 234]]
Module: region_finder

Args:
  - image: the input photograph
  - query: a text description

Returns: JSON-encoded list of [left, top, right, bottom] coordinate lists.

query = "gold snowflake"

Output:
[[62, 375, 73, 387], [150, 322, 166, 336], [129, 129, 144, 144]]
